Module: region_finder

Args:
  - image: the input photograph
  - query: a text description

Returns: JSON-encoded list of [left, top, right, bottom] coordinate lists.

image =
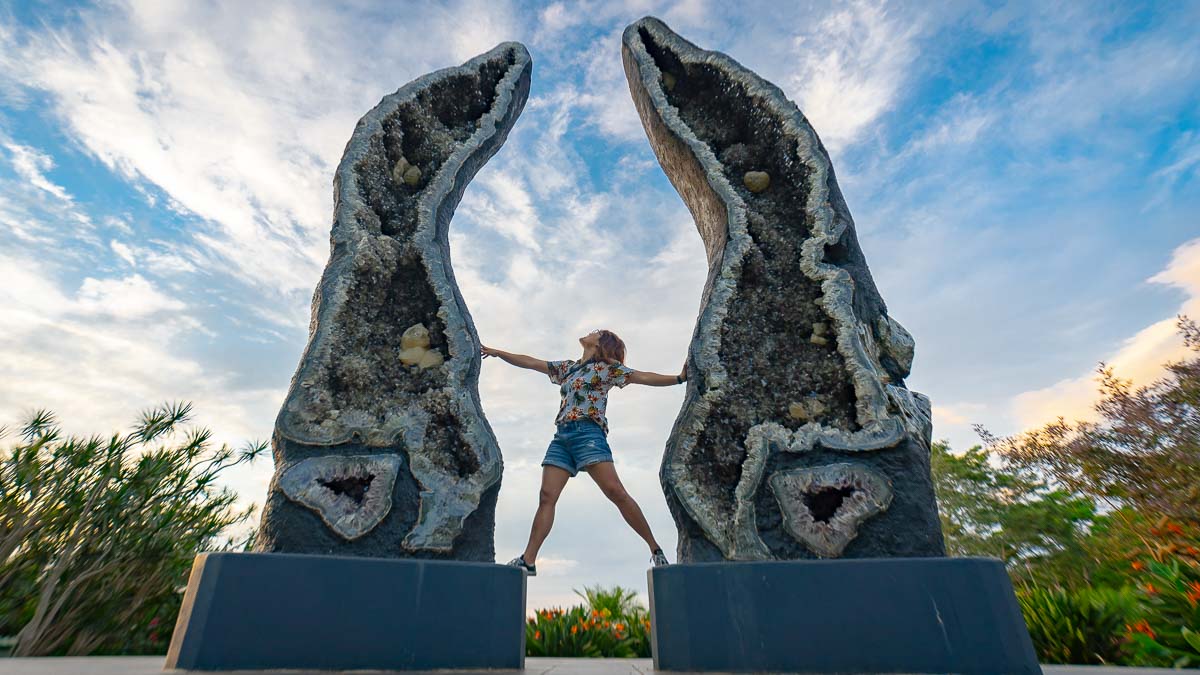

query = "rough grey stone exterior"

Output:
[[622, 17, 945, 561], [255, 42, 532, 561]]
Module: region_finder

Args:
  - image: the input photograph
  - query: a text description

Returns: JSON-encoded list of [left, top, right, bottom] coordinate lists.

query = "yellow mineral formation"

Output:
[[401, 323, 431, 349], [398, 323, 442, 369], [788, 396, 827, 421], [392, 157, 411, 184], [743, 170, 770, 193]]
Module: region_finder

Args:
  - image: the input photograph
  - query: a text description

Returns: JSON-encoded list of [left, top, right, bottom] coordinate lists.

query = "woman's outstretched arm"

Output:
[[481, 346, 551, 375], [627, 361, 688, 387]]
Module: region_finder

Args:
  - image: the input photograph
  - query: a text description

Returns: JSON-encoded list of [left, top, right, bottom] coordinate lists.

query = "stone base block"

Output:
[[165, 552, 525, 671], [648, 557, 1040, 674]]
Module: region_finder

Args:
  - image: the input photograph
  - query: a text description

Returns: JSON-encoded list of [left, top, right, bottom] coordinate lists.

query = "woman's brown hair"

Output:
[[596, 330, 627, 364]]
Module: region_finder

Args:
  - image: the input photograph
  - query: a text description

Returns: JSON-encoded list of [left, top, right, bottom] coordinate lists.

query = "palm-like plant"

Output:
[[0, 402, 263, 656]]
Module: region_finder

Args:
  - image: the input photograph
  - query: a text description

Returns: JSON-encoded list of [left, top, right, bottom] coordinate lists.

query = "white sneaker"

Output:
[[507, 555, 537, 576], [651, 548, 670, 567]]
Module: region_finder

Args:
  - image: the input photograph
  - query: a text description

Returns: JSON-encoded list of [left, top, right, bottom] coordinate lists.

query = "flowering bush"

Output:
[[525, 586, 651, 657], [954, 318, 1200, 666], [1125, 556, 1200, 667]]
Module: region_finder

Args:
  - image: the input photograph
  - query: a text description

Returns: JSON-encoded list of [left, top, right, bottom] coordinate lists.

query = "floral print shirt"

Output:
[[546, 358, 635, 434]]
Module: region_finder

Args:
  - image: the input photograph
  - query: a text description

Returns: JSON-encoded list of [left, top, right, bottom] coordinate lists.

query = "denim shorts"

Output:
[[541, 420, 614, 477]]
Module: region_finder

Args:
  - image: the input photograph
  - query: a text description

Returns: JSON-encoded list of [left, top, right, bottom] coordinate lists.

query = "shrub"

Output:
[[0, 403, 263, 656], [526, 585, 651, 658], [1017, 585, 1137, 664], [1125, 557, 1200, 667]]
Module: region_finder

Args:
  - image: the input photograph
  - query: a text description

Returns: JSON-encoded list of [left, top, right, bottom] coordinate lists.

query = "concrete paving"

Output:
[[0, 657, 1188, 674]]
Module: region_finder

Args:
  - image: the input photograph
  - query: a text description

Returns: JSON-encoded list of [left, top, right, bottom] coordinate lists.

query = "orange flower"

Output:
[[1127, 620, 1155, 639], [1167, 522, 1185, 535], [604, 620, 611, 629], [615, 623, 625, 632], [534, 630, 542, 640], [1185, 546, 1200, 557], [1145, 583, 1159, 595], [571, 625, 578, 635], [591, 609, 600, 618], [1186, 581, 1200, 606], [1131, 560, 1146, 571]]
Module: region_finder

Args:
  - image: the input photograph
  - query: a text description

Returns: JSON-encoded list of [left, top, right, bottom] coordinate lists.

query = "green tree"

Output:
[[964, 317, 1200, 666], [0, 403, 263, 656], [931, 441, 1097, 586], [985, 316, 1200, 554]]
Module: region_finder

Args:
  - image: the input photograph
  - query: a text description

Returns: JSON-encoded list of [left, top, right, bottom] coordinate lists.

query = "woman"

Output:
[[481, 329, 686, 575]]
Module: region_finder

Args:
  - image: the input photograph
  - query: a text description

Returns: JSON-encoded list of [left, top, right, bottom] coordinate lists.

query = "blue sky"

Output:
[[1, 0, 1197, 610]]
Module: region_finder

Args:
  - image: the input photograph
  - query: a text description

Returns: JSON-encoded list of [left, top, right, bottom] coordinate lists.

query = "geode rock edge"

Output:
[[622, 17, 945, 561], [255, 43, 532, 560]]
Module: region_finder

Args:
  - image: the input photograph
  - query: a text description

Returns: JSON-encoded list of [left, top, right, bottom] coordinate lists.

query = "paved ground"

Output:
[[0, 657, 1188, 674]]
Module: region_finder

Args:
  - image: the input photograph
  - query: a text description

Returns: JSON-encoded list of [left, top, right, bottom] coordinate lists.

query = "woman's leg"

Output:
[[584, 461, 662, 553], [522, 465, 572, 564]]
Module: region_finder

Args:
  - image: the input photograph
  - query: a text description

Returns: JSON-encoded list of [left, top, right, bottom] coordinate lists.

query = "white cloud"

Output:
[[1146, 131, 1200, 211], [529, 555, 580, 578], [574, 29, 647, 142], [74, 274, 187, 319], [784, 1, 922, 152], [1012, 237, 1200, 429], [931, 402, 986, 429], [3, 141, 71, 201], [462, 172, 544, 251], [4, 0, 522, 302], [0, 251, 280, 512], [110, 240, 137, 267], [0, 134, 95, 245]]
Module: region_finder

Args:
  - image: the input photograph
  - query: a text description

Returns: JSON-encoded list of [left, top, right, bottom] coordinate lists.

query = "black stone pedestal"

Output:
[[648, 557, 1040, 674], [165, 552, 525, 671]]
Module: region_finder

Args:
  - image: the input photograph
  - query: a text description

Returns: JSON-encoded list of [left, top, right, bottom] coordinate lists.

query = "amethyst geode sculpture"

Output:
[[622, 17, 945, 561], [255, 43, 531, 561]]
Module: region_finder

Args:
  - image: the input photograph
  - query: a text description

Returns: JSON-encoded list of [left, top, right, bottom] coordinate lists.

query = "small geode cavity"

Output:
[[768, 463, 893, 558], [278, 455, 402, 541]]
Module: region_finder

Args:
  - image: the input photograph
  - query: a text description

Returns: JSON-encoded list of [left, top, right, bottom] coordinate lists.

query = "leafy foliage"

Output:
[[526, 586, 651, 658], [1016, 585, 1137, 664], [933, 317, 1200, 666], [931, 441, 1097, 585], [1125, 558, 1200, 667], [982, 316, 1200, 548], [0, 403, 263, 656]]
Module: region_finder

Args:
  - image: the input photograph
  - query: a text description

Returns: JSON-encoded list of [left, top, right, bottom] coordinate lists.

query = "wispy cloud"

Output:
[[1012, 236, 1200, 429], [784, 1, 924, 152], [3, 140, 71, 201], [2, 0, 523, 301]]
